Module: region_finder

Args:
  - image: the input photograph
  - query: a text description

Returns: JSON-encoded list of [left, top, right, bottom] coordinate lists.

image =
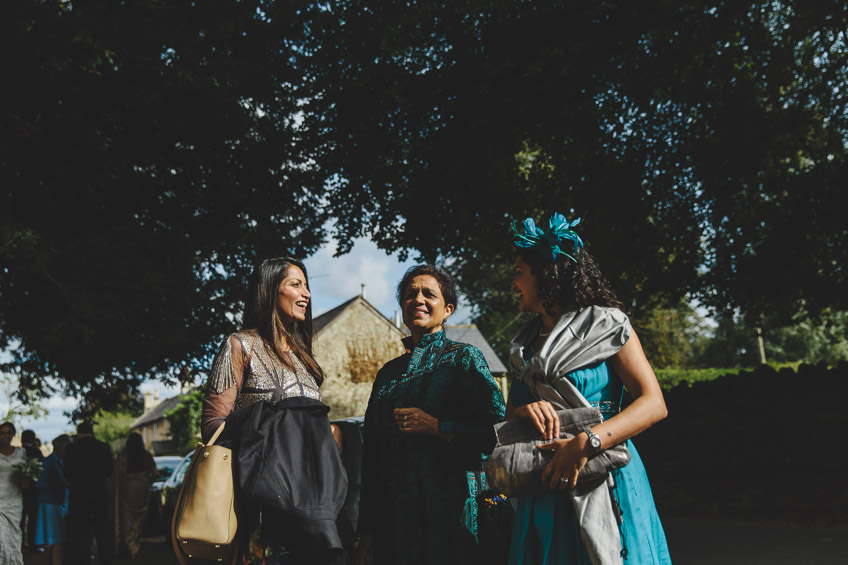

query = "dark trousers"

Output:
[[64, 500, 112, 565]]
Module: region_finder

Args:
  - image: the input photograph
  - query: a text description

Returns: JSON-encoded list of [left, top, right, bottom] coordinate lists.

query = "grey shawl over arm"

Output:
[[509, 305, 631, 565]]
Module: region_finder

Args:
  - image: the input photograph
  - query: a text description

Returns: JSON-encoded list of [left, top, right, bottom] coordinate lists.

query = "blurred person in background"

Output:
[[1, 421, 27, 565], [63, 421, 114, 565], [36, 434, 73, 565], [20, 429, 44, 553], [113, 432, 156, 560]]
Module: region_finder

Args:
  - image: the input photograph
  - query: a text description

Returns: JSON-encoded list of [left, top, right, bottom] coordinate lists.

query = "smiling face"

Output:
[[401, 275, 455, 336], [511, 255, 546, 315], [0, 424, 13, 448], [276, 266, 311, 325]]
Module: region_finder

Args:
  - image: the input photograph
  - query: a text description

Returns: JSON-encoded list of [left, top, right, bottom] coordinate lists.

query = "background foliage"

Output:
[[1, 0, 329, 405], [165, 389, 204, 455]]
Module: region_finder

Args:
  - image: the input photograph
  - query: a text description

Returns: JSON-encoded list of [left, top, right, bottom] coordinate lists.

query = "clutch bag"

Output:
[[486, 407, 630, 497]]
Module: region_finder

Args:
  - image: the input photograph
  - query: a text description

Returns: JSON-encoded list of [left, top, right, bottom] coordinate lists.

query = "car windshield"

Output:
[[171, 455, 193, 484], [155, 460, 181, 480]]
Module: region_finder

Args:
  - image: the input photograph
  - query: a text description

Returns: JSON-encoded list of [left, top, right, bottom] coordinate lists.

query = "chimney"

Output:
[[394, 310, 401, 328], [143, 390, 154, 414], [360, 283, 366, 299]]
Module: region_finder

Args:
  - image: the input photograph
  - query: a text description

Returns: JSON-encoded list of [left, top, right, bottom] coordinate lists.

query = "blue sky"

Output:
[[12, 237, 474, 444]]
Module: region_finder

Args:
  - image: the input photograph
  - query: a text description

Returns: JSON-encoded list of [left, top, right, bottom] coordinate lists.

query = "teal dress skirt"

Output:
[[508, 361, 671, 564]]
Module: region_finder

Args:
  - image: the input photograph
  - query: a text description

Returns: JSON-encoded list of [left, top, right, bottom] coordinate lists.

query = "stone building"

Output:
[[312, 295, 406, 419], [129, 389, 178, 455], [130, 386, 195, 455]]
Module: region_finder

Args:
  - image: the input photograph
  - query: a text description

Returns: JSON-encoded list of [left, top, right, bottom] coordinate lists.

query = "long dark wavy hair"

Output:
[[517, 246, 625, 317], [126, 432, 147, 471], [242, 257, 323, 384]]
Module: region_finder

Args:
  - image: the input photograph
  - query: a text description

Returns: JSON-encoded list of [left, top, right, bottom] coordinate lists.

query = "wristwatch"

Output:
[[584, 429, 602, 454]]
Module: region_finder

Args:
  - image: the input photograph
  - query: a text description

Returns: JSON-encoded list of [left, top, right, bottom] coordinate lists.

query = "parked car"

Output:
[[144, 455, 186, 534], [159, 451, 194, 529]]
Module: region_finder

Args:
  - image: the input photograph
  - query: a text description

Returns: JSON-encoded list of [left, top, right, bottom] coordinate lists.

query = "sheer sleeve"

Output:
[[201, 335, 247, 442]]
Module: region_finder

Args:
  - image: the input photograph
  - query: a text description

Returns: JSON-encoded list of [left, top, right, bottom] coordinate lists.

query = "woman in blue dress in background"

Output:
[[35, 434, 72, 565], [506, 213, 671, 564]]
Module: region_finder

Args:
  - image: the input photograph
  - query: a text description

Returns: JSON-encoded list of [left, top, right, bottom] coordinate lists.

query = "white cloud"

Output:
[[304, 236, 474, 323], [304, 237, 416, 319], [16, 395, 77, 444]]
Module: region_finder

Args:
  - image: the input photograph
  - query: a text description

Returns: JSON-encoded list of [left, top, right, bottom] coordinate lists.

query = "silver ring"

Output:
[[559, 475, 569, 483]]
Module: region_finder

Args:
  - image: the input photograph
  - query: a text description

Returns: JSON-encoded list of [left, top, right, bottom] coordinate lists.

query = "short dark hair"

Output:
[[396, 265, 458, 309], [21, 429, 36, 444], [52, 434, 72, 449], [77, 421, 95, 435], [0, 421, 15, 435]]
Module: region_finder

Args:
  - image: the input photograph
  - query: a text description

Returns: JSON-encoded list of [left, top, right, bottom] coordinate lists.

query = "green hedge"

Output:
[[653, 361, 802, 389]]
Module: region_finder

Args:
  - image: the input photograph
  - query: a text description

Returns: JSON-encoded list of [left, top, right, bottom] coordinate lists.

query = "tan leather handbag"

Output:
[[171, 422, 239, 564]]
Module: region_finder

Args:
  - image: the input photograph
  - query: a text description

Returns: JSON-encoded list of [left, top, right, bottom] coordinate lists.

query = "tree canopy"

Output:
[[311, 0, 848, 322], [1, 1, 329, 401], [2, 1, 847, 401]]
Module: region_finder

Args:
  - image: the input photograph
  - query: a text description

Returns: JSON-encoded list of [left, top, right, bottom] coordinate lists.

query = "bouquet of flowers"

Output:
[[13, 456, 43, 486]]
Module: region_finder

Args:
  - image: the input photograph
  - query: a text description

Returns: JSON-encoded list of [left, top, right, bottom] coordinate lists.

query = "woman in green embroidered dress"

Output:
[[357, 265, 506, 565]]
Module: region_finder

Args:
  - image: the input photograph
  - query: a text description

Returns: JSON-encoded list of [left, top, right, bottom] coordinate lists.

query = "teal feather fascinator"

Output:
[[512, 212, 584, 262]]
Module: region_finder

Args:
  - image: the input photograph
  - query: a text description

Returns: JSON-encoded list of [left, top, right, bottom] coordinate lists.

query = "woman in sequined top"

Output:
[[201, 257, 339, 563], [201, 256, 324, 441], [356, 265, 506, 565]]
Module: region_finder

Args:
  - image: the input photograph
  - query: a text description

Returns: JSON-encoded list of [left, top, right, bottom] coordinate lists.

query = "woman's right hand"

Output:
[[357, 532, 374, 565], [511, 400, 559, 440]]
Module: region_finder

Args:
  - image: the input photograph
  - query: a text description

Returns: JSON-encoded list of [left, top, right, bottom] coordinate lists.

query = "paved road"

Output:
[[23, 519, 848, 564], [664, 519, 848, 564]]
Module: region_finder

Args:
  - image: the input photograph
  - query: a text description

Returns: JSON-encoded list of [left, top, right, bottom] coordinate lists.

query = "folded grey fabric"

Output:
[[488, 406, 630, 498], [509, 306, 631, 409]]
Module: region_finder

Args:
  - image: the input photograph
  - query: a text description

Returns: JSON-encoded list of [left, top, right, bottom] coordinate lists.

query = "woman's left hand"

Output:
[[537, 436, 590, 490], [393, 407, 439, 436]]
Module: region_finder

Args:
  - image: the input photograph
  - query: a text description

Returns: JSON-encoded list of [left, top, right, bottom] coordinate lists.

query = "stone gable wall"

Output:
[[314, 301, 405, 419]]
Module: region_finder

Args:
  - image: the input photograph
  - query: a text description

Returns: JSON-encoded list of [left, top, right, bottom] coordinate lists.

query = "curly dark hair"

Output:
[[396, 265, 458, 309], [517, 247, 625, 317]]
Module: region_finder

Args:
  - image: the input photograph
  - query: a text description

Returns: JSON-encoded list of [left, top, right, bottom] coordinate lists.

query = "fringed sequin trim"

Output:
[[208, 336, 238, 394]]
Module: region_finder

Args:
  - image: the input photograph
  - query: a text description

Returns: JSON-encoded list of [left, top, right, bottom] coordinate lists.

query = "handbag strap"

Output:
[[207, 422, 226, 446]]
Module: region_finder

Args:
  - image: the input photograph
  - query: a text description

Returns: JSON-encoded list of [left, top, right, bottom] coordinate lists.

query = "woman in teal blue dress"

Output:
[[506, 213, 671, 564], [357, 265, 506, 565]]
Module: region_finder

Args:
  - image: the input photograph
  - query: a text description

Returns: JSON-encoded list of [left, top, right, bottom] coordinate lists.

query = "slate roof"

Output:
[[445, 324, 508, 374], [130, 387, 197, 429], [312, 295, 400, 335], [312, 296, 359, 333]]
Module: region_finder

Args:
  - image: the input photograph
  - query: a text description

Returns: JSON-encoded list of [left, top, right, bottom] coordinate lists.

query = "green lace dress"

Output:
[[359, 330, 506, 565]]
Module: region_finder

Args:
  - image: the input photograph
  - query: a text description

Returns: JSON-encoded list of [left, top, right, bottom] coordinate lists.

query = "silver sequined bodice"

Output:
[[208, 331, 321, 409]]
